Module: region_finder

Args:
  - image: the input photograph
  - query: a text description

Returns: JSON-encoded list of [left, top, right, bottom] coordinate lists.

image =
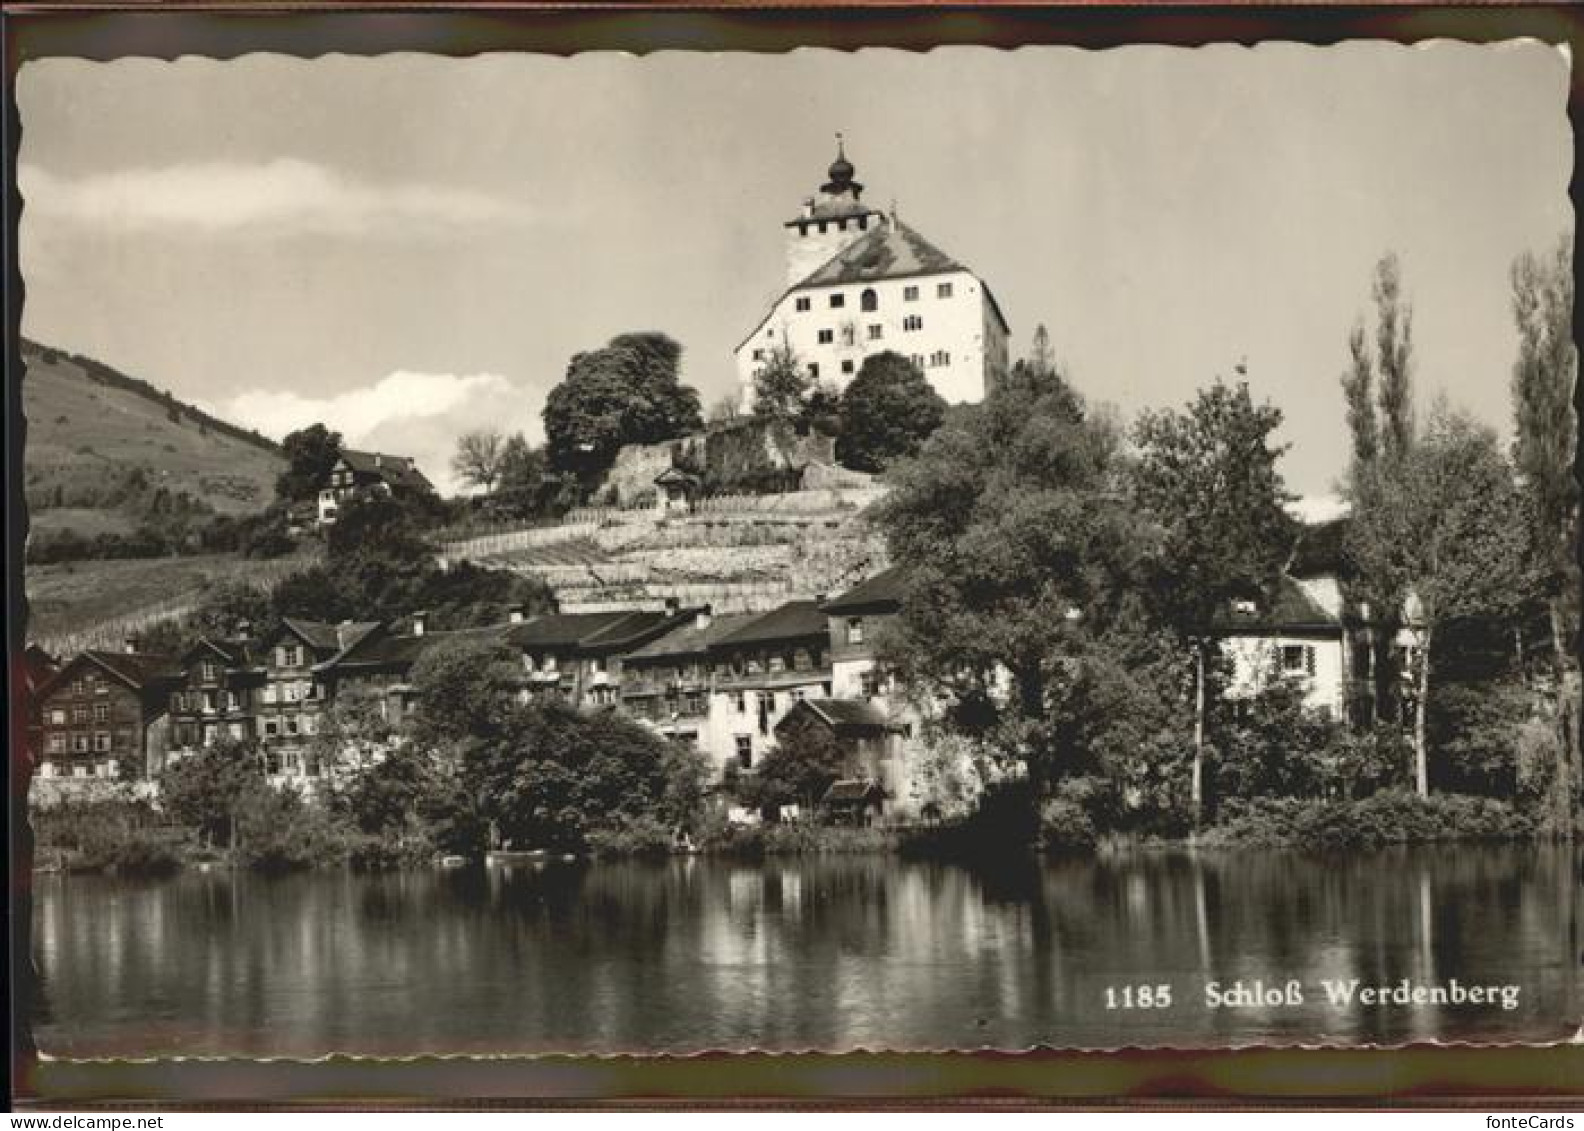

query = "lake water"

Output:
[[31, 845, 1583, 1057]]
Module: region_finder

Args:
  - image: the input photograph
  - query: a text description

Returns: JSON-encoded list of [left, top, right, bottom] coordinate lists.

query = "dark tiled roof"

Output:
[[822, 778, 885, 803], [793, 221, 965, 291], [712, 600, 828, 649], [507, 611, 647, 650], [330, 622, 517, 670], [822, 566, 904, 615], [42, 650, 182, 696], [625, 613, 759, 662], [182, 637, 255, 666], [337, 449, 435, 493], [280, 617, 381, 654], [1215, 576, 1341, 634]]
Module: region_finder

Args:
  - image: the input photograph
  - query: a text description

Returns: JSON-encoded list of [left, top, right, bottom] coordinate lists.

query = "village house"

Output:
[[34, 644, 180, 781], [704, 599, 834, 774], [735, 141, 1010, 410], [1218, 575, 1351, 717], [509, 605, 699, 709], [773, 697, 909, 820], [251, 617, 380, 775], [166, 637, 265, 762], [821, 565, 904, 700], [316, 449, 434, 525], [619, 608, 757, 747]]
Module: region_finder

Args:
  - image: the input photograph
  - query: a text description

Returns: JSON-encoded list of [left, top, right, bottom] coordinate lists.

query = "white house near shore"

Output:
[[735, 141, 1011, 412]]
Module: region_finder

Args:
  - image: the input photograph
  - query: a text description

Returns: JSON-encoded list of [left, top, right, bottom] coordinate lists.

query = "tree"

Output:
[[406, 635, 524, 752], [1346, 410, 1525, 795], [451, 428, 508, 495], [275, 423, 343, 504], [1510, 238, 1580, 810], [158, 736, 268, 849], [835, 351, 947, 472], [493, 434, 577, 520], [751, 341, 809, 421], [747, 724, 848, 814], [1131, 379, 1296, 823], [1341, 253, 1420, 723], [872, 360, 1155, 808], [543, 332, 702, 483]]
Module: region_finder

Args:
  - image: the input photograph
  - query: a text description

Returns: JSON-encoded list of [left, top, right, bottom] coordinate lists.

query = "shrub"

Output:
[[1038, 797, 1098, 854], [585, 815, 675, 858], [234, 784, 350, 872], [1202, 789, 1534, 851], [75, 824, 183, 876]]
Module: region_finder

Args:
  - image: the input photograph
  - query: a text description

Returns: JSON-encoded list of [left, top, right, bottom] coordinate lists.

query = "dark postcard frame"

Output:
[[6, 1, 1584, 1108]]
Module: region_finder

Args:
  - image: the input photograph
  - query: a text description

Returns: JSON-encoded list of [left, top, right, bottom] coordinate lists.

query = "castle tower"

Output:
[[782, 137, 888, 287]]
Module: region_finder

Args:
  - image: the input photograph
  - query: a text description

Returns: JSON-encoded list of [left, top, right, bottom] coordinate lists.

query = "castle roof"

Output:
[[793, 220, 965, 291]]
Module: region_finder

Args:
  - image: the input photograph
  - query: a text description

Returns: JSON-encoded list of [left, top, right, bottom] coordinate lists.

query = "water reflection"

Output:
[[32, 845, 1582, 1057]]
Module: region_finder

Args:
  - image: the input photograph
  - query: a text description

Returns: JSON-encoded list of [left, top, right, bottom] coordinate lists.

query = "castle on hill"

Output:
[[735, 140, 1011, 412]]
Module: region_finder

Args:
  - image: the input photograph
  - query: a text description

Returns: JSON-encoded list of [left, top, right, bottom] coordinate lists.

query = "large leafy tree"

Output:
[[1510, 238, 1579, 806], [543, 332, 702, 483], [751, 340, 810, 422], [451, 428, 508, 495], [1346, 410, 1525, 795], [1131, 378, 1296, 822], [835, 351, 947, 472], [1341, 253, 1420, 722], [159, 736, 268, 849], [872, 359, 1156, 802], [275, 423, 343, 504]]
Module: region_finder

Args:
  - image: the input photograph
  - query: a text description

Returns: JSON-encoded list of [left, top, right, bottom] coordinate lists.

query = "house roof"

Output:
[[1289, 517, 1350, 579], [336, 449, 435, 493], [711, 600, 829, 649], [278, 617, 383, 655], [1215, 575, 1342, 634], [822, 566, 905, 615], [624, 613, 759, 662], [181, 636, 255, 666], [42, 650, 181, 698], [822, 778, 886, 803], [654, 466, 701, 488], [793, 221, 964, 291], [326, 622, 518, 671], [506, 609, 686, 653], [779, 697, 903, 735]]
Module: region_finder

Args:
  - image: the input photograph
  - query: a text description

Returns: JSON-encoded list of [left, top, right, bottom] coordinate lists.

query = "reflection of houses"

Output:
[[316, 449, 434, 525], [35, 645, 180, 781], [620, 608, 755, 745], [706, 599, 833, 773], [774, 697, 908, 812]]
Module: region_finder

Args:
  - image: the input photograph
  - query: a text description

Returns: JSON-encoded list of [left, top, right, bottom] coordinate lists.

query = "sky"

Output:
[[17, 40, 1572, 497]]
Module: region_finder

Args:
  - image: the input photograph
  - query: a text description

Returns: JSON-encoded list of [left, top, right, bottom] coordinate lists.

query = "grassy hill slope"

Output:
[[21, 338, 285, 538]]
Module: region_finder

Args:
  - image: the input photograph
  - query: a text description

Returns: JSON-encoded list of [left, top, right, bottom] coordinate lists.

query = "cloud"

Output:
[[19, 158, 527, 237], [227, 370, 544, 495]]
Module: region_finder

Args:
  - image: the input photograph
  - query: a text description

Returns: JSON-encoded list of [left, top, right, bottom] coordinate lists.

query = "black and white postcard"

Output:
[[8, 11, 1581, 1097]]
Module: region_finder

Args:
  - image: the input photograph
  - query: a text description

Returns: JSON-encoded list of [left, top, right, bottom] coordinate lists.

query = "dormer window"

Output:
[[1232, 598, 1258, 616]]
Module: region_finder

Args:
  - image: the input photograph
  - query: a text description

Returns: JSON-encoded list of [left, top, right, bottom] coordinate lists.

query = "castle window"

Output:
[[818, 221, 828, 234], [794, 297, 811, 312], [930, 350, 952, 367], [867, 325, 883, 341], [818, 329, 834, 345], [904, 315, 923, 332], [830, 294, 845, 309], [937, 282, 954, 299], [808, 363, 820, 379], [753, 349, 764, 361], [861, 289, 878, 312], [841, 360, 855, 375], [858, 216, 869, 230], [841, 324, 856, 347], [904, 285, 919, 301]]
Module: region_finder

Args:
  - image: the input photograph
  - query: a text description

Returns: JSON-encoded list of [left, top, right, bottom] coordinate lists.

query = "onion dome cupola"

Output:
[[820, 134, 863, 198]]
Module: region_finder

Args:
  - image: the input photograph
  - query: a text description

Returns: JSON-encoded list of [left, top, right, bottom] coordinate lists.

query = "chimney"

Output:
[[695, 605, 712, 631], [411, 610, 427, 637], [508, 605, 525, 625], [123, 635, 140, 654]]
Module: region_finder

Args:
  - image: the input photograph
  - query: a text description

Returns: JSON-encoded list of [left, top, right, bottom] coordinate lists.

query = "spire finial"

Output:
[[836, 131, 845, 159]]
